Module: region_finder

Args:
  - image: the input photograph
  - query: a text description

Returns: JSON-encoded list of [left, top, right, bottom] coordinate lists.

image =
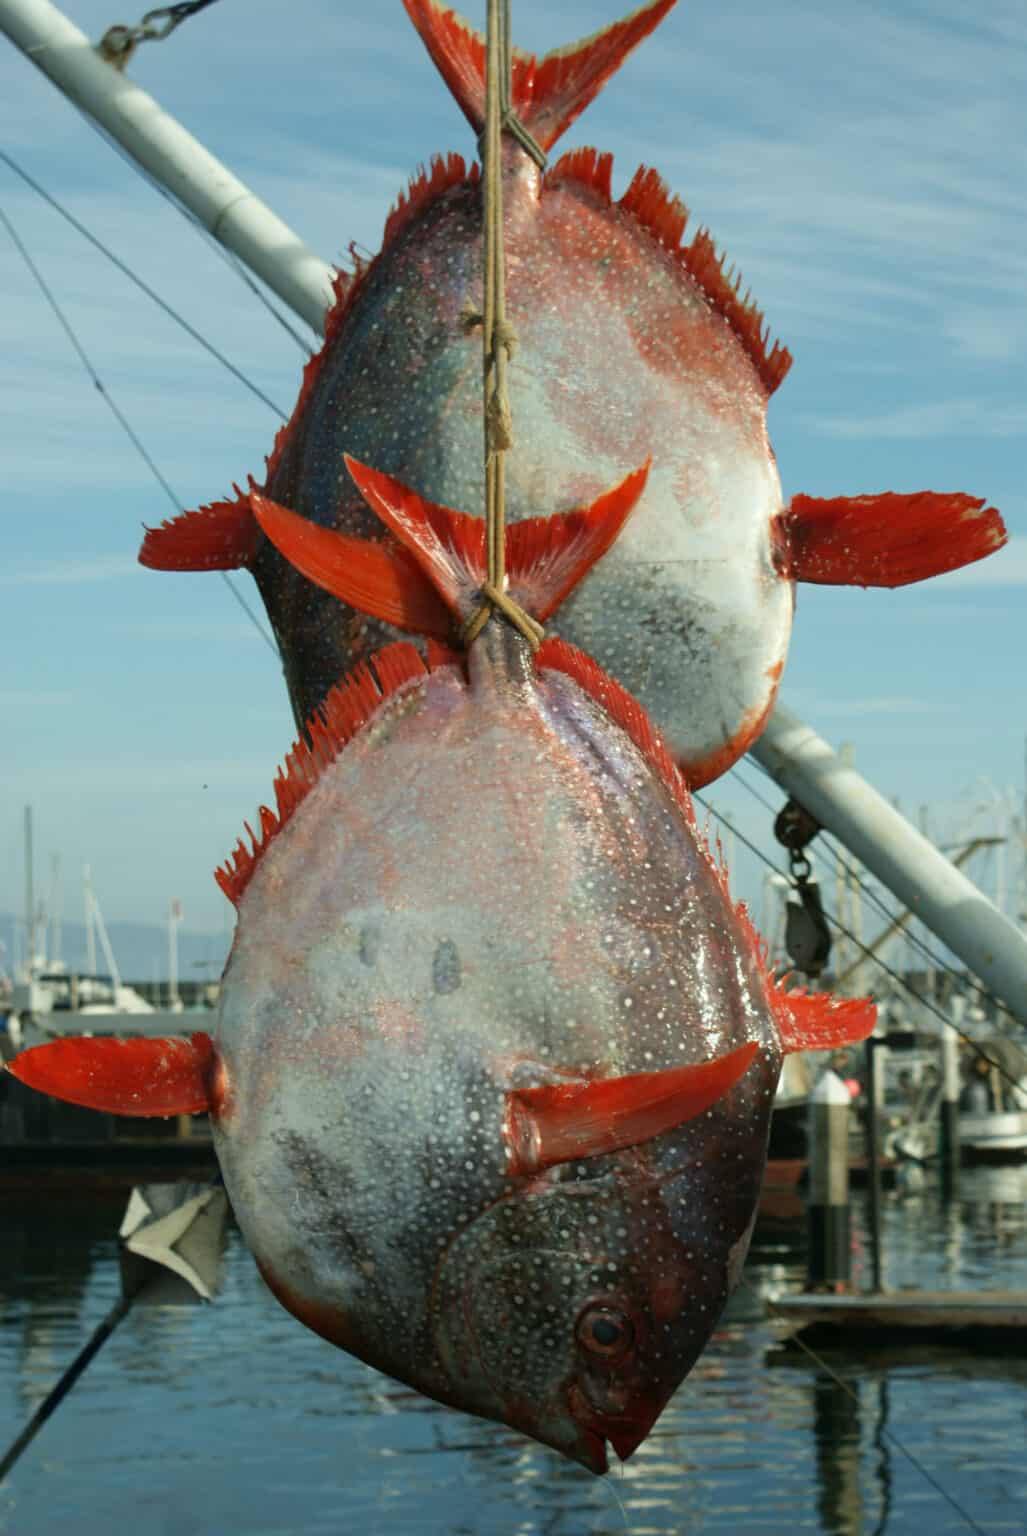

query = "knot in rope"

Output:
[[462, 581, 545, 651]]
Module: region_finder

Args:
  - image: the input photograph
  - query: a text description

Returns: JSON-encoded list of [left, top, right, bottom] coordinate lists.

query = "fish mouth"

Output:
[[568, 1384, 657, 1471]]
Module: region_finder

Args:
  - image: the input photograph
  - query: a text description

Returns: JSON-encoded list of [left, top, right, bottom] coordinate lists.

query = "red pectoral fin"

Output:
[[775, 492, 1006, 587], [6, 1033, 216, 1116], [773, 991, 876, 1054], [505, 1040, 757, 1176]]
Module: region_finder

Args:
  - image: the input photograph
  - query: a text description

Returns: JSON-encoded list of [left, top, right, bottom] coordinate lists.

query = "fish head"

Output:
[[432, 1153, 739, 1473]]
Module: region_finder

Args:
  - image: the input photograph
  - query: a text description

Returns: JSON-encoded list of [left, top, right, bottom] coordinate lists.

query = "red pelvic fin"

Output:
[[138, 488, 259, 571], [776, 491, 1007, 588], [6, 1033, 215, 1116], [250, 492, 452, 638], [344, 455, 649, 625], [403, 0, 677, 152], [773, 991, 877, 1055], [217, 642, 431, 906], [505, 1041, 757, 1176]]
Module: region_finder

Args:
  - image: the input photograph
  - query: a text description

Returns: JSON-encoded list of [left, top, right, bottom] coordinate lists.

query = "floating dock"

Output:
[[768, 1289, 1027, 1348]]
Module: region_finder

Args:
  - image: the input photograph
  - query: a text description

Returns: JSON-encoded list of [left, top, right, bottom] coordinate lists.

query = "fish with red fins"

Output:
[[10, 460, 876, 1470], [138, 0, 1005, 784]]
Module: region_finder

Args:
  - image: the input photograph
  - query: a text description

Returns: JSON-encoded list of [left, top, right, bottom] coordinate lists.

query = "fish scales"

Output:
[[215, 627, 780, 1468]]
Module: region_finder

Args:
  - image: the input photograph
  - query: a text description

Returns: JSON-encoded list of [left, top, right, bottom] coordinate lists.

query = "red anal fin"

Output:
[[250, 492, 452, 637], [776, 492, 1007, 588], [537, 637, 694, 825], [139, 489, 259, 571], [343, 456, 649, 627], [773, 991, 876, 1054], [403, 0, 677, 152], [505, 1041, 757, 1176], [617, 166, 791, 396], [6, 1033, 215, 1116]]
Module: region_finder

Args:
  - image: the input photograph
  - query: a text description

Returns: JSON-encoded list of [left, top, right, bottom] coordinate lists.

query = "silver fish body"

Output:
[[212, 628, 781, 1470]]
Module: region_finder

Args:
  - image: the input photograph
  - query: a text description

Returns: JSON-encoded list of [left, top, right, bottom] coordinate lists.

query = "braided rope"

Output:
[[463, 0, 544, 652]]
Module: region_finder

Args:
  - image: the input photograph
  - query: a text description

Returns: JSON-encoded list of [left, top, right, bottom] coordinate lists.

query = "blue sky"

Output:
[[1, 0, 1024, 959]]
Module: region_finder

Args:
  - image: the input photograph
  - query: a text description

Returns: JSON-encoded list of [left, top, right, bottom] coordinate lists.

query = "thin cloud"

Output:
[[805, 400, 1027, 441], [1, 555, 138, 586], [930, 536, 1027, 588]]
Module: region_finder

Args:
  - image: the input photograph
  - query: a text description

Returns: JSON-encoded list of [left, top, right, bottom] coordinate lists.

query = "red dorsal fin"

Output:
[[403, 0, 676, 153], [139, 488, 259, 571], [217, 642, 432, 906], [6, 1033, 215, 1116], [772, 991, 877, 1054], [249, 493, 452, 637], [505, 1041, 757, 1176], [254, 460, 648, 633], [774, 491, 1007, 588]]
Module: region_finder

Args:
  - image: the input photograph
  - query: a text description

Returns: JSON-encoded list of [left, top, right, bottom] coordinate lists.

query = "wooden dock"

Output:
[[768, 1289, 1027, 1348]]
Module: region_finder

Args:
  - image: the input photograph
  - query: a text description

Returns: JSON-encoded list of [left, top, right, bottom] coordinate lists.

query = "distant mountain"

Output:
[[1, 912, 231, 984]]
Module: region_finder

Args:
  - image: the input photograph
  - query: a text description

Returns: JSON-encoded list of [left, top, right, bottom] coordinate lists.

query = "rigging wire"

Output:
[[75, 112, 317, 359], [0, 198, 279, 658], [732, 759, 1020, 1029], [742, 1278, 989, 1536], [0, 148, 291, 419], [696, 785, 1025, 1096]]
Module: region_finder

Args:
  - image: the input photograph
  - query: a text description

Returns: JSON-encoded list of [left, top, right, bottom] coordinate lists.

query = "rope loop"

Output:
[[476, 112, 548, 173]]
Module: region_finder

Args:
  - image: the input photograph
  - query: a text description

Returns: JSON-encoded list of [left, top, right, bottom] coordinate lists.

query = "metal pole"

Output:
[[751, 703, 1027, 1027], [807, 1070, 851, 1291], [0, 0, 335, 334]]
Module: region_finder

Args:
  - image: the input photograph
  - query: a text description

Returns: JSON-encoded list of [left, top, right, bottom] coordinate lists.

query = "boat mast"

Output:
[[22, 804, 35, 979]]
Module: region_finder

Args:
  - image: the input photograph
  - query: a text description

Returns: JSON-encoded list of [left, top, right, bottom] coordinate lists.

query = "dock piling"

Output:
[[807, 1070, 851, 1290], [940, 998, 963, 1198]]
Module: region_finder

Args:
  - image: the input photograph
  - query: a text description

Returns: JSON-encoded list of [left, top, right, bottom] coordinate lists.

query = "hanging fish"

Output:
[[138, 0, 1005, 786], [9, 462, 875, 1470]]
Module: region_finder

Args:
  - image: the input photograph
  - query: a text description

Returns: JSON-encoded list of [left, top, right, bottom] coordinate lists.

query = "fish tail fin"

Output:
[[138, 487, 259, 571], [775, 491, 1007, 588], [403, 0, 677, 153], [252, 458, 650, 637]]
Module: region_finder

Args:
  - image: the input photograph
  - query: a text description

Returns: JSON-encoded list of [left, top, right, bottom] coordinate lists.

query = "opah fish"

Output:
[[139, 0, 1005, 786], [10, 462, 875, 1469]]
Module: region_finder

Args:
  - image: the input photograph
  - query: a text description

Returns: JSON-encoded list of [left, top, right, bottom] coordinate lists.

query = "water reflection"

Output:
[[0, 1174, 1024, 1534]]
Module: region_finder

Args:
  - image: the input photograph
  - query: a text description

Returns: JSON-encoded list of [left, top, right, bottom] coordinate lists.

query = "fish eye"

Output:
[[576, 1306, 634, 1359]]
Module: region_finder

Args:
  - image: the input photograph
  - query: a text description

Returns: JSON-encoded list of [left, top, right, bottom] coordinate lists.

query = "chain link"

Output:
[[98, 1, 222, 70]]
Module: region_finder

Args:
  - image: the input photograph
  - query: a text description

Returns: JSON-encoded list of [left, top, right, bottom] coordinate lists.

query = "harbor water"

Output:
[[1, 1170, 1024, 1535]]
